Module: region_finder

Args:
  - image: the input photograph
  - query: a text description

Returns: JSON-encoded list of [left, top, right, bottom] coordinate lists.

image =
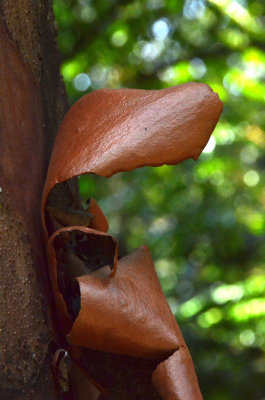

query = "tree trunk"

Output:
[[0, 1, 79, 398]]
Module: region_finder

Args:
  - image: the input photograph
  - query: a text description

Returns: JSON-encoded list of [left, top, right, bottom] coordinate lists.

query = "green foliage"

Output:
[[54, 1, 265, 398]]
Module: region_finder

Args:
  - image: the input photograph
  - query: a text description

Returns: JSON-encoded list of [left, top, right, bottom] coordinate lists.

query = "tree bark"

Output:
[[0, 1, 79, 398]]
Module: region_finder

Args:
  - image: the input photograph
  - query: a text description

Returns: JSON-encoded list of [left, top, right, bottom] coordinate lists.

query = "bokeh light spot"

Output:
[[111, 29, 128, 47], [243, 170, 260, 186], [212, 284, 244, 304], [239, 329, 255, 346], [73, 73, 91, 91], [197, 308, 223, 328], [240, 145, 259, 164], [152, 18, 170, 41], [189, 57, 207, 79], [179, 297, 204, 318], [183, 0, 206, 20]]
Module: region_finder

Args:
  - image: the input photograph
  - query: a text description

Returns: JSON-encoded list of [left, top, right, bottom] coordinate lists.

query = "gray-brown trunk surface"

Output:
[[0, 1, 80, 398]]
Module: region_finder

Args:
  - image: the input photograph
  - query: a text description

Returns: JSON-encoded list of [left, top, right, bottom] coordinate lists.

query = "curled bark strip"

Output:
[[152, 346, 203, 400], [68, 245, 184, 358], [41, 84, 223, 397], [88, 199, 109, 233], [47, 227, 118, 333], [42, 83, 223, 231]]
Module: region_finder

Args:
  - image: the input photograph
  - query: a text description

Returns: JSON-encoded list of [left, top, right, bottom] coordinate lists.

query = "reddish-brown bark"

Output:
[[41, 84, 222, 399]]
